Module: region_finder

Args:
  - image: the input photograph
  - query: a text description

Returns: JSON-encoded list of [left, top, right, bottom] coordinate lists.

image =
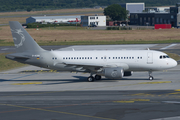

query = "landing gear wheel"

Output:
[[95, 75, 101, 80], [148, 71, 154, 81], [87, 76, 94, 82], [149, 76, 154, 81]]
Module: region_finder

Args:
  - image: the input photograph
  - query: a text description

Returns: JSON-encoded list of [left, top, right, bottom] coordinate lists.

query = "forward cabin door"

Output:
[[147, 52, 153, 64]]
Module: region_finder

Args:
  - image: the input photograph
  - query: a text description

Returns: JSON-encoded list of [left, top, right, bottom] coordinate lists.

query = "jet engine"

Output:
[[103, 67, 124, 79]]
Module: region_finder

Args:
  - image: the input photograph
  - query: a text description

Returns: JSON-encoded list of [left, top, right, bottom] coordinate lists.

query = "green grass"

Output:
[[0, 53, 26, 72], [0, 40, 14, 46], [1, 39, 180, 46], [38, 40, 180, 46], [164, 52, 180, 61]]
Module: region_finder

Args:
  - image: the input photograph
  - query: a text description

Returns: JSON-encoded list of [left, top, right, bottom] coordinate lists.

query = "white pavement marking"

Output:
[[162, 101, 180, 104], [151, 116, 180, 120], [1, 48, 9, 50], [160, 44, 177, 50]]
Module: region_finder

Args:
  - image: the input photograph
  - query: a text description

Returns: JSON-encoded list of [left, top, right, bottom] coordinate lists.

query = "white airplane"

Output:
[[6, 21, 177, 82]]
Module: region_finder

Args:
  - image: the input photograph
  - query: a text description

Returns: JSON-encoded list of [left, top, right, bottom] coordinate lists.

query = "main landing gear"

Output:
[[149, 71, 154, 81], [87, 74, 101, 82]]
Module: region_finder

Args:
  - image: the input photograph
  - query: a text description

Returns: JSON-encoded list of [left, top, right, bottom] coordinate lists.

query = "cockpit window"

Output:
[[160, 55, 170, 59]]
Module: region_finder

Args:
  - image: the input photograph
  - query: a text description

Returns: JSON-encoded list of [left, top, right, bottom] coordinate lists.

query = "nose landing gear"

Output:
[[149, 71, 154, 81]]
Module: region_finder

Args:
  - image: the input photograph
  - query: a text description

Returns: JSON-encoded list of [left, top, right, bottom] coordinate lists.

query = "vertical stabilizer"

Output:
[[9, 21, 45, 53]]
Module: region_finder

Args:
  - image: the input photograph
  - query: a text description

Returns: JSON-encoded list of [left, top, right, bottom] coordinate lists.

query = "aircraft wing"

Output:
[[61, 62, 104, 72], [62, 62, 129, 72], [63, 62, 103, 67]]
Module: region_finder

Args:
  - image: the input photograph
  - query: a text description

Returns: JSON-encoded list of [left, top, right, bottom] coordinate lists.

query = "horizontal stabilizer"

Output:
[[6, 53, 31, 59]]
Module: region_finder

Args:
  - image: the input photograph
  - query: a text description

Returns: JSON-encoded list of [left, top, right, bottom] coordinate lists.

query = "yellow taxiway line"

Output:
[[12, 82, 42, 85]]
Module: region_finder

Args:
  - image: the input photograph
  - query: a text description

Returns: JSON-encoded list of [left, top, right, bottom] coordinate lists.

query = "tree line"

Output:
[[0, 0, 179, 12]]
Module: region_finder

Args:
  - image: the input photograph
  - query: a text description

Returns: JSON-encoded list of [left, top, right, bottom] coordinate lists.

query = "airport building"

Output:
[[26, 15, 81, 24], [81, 15, 106, 27], [119, 3, 145, 14], [130, 3, 180, 27]]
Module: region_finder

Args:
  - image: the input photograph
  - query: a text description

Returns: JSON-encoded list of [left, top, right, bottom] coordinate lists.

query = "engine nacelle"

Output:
[[103, 67, 124, 79], [124, 71, 133, 76]]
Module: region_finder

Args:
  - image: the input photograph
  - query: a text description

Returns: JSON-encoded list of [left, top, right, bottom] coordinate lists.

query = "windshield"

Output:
[[159, 55, 170, 59]]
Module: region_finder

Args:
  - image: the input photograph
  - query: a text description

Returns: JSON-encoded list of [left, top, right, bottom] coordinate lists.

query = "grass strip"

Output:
[[38, 40, 180, 46], [0, 53, 26, 72], [164, 52, 180, 61], [1, 40, 180, 46]]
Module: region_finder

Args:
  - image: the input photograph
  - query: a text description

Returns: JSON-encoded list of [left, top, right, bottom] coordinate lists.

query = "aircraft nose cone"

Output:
[[172, 59, 178, 67]]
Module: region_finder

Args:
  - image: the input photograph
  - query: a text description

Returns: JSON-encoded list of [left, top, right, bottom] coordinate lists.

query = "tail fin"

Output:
[[9, 21, 45, 53]]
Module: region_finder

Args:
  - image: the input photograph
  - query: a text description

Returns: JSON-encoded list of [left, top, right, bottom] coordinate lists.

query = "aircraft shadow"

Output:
[[0, 76, 161, 85], [0, 76, 87, 85]]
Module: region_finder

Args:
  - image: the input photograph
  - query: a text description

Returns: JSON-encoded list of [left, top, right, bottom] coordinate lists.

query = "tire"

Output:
[[149, 76, 154, 81], [87, 76, 94, 82], [95, 75, 101, 80]]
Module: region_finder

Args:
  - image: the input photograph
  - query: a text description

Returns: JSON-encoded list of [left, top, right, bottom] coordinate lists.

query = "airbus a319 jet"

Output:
[[6, 21, 177, 82]]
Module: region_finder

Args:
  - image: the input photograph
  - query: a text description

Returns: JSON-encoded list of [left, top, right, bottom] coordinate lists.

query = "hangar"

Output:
[[26, 15, 81, 24]]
